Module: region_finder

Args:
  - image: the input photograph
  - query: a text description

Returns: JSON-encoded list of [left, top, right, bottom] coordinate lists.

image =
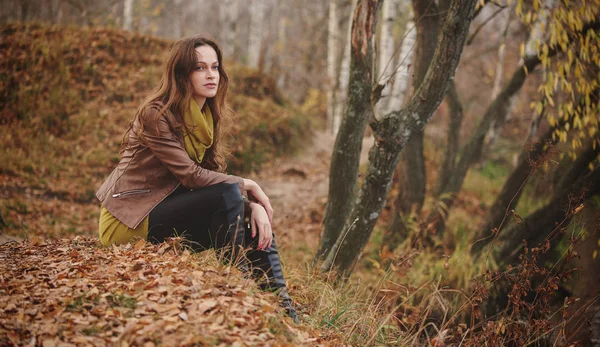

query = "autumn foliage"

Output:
[[1, 21, 599, 346], [0, 237, 325, 346]]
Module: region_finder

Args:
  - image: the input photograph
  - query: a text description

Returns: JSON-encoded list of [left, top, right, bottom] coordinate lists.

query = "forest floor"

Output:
[[0, 130, 376, 346], [3, 22, 599, 346]]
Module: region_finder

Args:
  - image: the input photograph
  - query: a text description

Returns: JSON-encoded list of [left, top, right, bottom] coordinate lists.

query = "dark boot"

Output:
[[244, 226, 299, 323]]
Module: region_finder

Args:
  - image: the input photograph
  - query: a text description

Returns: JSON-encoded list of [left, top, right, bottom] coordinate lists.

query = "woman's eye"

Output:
[[212, 66, 219, 70], [196, 66, 204, 70]]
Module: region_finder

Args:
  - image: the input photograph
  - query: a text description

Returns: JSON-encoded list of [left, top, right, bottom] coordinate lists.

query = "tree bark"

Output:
[[555, 145, 600, 197], [385, 18, 416, 114], [248, 0, 266, 69], [498, 166, 600, 264], [384, 131, 426, 250], [382, 0, 441, 252], [219, 0, 239, 58], [472, 123, 552, 255], [332, 0, 358, 134], [377, 0, 397, 95], [274, 3, 288, 89], [434, 80, 464, 197], [327, 0, 338, 133], [172, 0, 183, 38], [123, 0, 134, 31], [315, 0, 383, 262], [485, 6, 512, 146], [321, 0, 477, 278]]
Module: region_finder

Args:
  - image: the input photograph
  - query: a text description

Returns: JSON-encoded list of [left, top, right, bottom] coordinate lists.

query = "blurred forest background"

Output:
[[1, 0, 600, 345]]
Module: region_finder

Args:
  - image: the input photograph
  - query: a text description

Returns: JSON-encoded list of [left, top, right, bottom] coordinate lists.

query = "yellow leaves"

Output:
[[524, 11, 533, 25], [520, 42, 525, 57], [532, 101, 545, 115], [574, 63, 582, 79], [544, 84, 555, 106]]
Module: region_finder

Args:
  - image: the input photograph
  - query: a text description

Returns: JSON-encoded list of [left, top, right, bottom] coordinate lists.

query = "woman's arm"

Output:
[[243, 179, 273, 223], [141, 106, 274, 220]]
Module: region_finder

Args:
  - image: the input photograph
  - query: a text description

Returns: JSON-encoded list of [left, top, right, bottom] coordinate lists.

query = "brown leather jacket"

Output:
[[96, 103, 244, 229]]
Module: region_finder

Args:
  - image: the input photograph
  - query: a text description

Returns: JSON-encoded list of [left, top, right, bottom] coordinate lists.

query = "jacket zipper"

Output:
[[112, 189, 151, 198]]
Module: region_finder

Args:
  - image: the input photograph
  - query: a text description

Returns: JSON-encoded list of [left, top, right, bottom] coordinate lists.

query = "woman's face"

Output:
[[189, 45, 220, 106]]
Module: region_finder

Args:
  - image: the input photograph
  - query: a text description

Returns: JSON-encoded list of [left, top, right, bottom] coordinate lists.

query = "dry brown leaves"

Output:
[[0, 237, 327, 346]]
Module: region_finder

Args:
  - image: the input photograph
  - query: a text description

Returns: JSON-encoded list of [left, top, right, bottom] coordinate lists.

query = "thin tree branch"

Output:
[[467, 6, 508, 46]]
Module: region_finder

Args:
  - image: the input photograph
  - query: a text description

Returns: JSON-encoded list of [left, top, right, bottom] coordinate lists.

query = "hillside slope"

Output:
[[0, 23, 317, 241], [0, 237, 328, 346]]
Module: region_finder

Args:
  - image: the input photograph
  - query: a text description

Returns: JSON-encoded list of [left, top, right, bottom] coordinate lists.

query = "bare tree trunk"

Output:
[[123, 0, 134, 31], [434, 80, 464, 197], [320, 0, 477, 279], [490, 10, 511, 100], [375, 0, 397, 114], [327, 0, 338, 133], [275, 12, 287, 89], [488, 0, 553, 146], [20, 0, 32, 21], [248, 0, 266, 69], [268, 1, 287, 84], [220, 0, 239, 58], [257, 26, 271, 72], [555, 145, 600, 196], [485, 7, 512, 146], [386, 18, 415, 114], [472, 121, 551, 255], [315, 0, 383, 263], [332, 0, 358, 134], [47, 0, 63, 24], [172, 0, 183, 38], [383, 131, 426, 250], [382, 0, 441, 252], [377, 0, 396, 82]]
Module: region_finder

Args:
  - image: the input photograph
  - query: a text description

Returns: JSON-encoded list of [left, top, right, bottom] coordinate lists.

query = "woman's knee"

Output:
[[219, 182, 243, 207]]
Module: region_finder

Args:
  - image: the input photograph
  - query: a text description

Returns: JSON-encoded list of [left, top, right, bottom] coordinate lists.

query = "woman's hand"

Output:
[[243, 179, 273, 223], [249, 202, 273, 250]]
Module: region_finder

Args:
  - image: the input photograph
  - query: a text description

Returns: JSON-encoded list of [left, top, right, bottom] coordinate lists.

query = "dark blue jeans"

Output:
[[147, 183, 287, 294]]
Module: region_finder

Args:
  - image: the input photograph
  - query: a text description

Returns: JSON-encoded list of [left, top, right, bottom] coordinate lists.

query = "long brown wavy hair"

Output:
[[121, 35, 233, 172]]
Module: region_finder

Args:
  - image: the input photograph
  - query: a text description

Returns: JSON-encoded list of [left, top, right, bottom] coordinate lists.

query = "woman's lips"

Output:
[[204, 83, 217, 89]]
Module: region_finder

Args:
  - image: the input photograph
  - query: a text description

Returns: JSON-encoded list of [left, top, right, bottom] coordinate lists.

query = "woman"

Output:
[[96, 36, 297, 322]]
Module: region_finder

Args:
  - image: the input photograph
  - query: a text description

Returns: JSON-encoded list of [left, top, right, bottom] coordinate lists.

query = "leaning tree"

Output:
[[316, 0, 478, 279]]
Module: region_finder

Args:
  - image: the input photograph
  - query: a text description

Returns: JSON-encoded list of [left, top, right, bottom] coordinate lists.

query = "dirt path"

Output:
[[248, 131, 373, 263]]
